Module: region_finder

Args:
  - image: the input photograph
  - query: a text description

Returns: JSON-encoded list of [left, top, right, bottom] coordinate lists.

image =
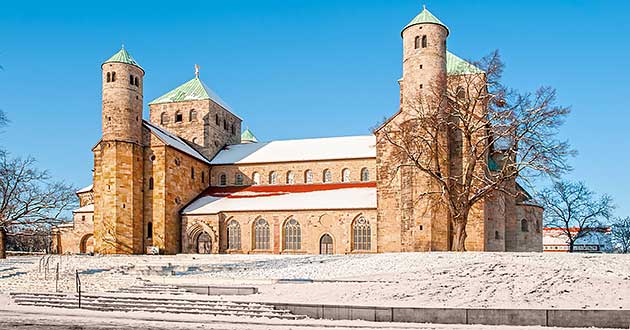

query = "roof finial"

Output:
[[121, 43, 125, 49], [195, 64, 200, 78], [423, 4, 426, 10]]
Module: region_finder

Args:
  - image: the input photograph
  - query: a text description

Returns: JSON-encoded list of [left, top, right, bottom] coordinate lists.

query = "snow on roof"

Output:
[[144, 120, 210, 164], [76, 184, 93, 194], [210, 135, 376, 165], [182, 182, 376, 215], [73, 204, 94, 213]]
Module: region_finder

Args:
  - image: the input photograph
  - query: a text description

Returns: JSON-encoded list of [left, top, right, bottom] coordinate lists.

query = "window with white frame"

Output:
[[341, 168, 350, 182], [254, 218, 270, 250], [286, 171, 294, 184], [284, 219, 301, 250], [227, 220, 241, 250], [269, 171, 278, 185], [304, 170, 313, 184], [323, 169, 332, 183]]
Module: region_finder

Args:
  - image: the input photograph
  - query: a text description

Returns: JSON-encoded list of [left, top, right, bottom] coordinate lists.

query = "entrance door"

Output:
[[320, 234, 333, 255], [196, 232, 212, 254]]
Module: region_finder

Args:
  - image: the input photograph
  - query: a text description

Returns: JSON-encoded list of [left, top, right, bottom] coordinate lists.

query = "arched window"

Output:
[[323, 169, 332, 183], [360, 168, 369, 182], [189, 109, 197, 122], [286, 171, 294, 184], [269, 171, 278, 184], [223, 119, 228, 130], [304, 170, 313, 184], [252, 172, 260, 185], [134, 76, 139, 87], [521, 219, 529, 232], [147, 222, 153, 239], [148, 177, 154, 190], [201, 171, 205, 183], [219, 173, 227, 186], [284, 219, 301, 250], [175, 111, 183, 123], [421, 35, 427, 48], [341, 168, 350, 182], [254, 218, 270, 250], [111, 72, 116, 82], [235, 173, 243, 185], [227, 220, 241, 250], [231, 124, 235, 135], [495, 230, 500, 240], [129, 74, 134, 85], [215, 114, 220, 125], [352, 216, 371, 251], [160, 112, 168, 124], [106, 72, 111, 82], [191, 167, 195, 179], [414, 36, 420, 49]]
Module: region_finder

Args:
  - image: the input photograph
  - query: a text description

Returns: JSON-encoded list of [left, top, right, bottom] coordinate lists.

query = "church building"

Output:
[[52, 8, 543, 255]]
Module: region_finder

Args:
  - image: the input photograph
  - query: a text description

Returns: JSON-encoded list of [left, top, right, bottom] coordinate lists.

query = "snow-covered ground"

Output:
[[1, 252, 629, 310]]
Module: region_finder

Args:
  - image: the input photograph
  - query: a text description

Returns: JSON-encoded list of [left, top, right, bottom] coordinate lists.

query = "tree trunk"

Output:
[[451, 221, 467, 252], [568, 239, 574, 253], [0, 227, 6, 259]]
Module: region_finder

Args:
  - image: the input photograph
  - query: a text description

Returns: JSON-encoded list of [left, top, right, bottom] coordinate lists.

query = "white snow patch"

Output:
[[209, 135, 376, 165], [73, 204, 94, 213], [182, 187, 376, 215]]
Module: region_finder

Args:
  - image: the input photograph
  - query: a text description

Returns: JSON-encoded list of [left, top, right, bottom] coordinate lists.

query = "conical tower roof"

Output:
[[402, 7, 448, 35], [149, 76, 232, 111], [103, 47, 142, 71], [241, 128, 258, 143]]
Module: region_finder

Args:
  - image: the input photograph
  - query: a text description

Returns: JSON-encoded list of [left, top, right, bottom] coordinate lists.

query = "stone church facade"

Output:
[[52, 8, 543, 255]]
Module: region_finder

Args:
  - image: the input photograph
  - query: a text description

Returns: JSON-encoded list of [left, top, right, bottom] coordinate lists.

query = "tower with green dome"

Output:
[[93, 46, 146, 254]]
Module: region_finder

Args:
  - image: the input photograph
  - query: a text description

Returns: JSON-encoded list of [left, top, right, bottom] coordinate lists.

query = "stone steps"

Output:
[[9, 292, 305, 320]]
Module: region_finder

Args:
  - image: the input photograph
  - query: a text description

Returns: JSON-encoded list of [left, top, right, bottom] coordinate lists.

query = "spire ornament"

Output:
[[195, 64, 200, 78]]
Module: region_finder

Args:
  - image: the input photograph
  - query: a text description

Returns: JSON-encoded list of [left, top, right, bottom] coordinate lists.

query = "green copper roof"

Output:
[[241, 128, 258, 143], [103, 47, 142, 70], [402, 7, 448, 34], [149, 76, 231, 110], [446, 51, 484, 75]]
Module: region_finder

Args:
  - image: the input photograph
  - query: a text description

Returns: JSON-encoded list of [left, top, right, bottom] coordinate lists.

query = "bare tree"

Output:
[[378, 51, 573, 251], [0, 154, 77, 258], [611, 216, 630, 253], [538, 181, 613, 252]]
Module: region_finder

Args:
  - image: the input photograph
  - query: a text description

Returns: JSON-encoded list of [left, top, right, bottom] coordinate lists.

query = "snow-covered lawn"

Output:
[[1, 252, 629, 310]]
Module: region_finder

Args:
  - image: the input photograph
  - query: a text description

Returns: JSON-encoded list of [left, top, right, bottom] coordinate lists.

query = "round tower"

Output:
[[101, 47, 144, 144], [400, 6, 448, 107]]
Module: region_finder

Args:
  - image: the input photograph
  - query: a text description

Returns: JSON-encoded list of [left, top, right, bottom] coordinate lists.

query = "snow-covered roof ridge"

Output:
[[73, 204, 94, 213], [76, 184, 93, 194], [144, 120, 211, 164], [182, 182, 376, 215], [210, 135, 376, 165]]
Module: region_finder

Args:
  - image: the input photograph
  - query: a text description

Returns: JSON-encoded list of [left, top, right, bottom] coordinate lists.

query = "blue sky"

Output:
[[0, 0, 628, 217]]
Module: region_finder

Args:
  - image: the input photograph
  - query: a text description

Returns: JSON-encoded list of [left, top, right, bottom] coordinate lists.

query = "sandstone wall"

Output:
[[182, 209, 377, 255], [210, 158, 375, 186], [149, 99, 241, 160]]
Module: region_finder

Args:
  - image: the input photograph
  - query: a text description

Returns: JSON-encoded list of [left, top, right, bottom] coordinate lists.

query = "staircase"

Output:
[[110, 282, 190, 295], [9, 292, 305, 320]]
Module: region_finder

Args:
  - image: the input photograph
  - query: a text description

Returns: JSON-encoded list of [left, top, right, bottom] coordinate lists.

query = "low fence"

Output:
[[270, 302, 630, 329]]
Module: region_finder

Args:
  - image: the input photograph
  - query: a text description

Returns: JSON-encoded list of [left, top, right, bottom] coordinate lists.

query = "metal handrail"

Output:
[[55, 263, 59, 293], [75, 270, 81, 308]]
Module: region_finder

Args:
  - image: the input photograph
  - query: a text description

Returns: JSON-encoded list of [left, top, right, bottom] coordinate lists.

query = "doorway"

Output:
[[320, 234, 333, 254], [196, 232, 212, 254]]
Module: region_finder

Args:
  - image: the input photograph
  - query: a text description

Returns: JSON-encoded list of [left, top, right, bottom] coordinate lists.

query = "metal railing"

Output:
[[75, 270, 82, 308]]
